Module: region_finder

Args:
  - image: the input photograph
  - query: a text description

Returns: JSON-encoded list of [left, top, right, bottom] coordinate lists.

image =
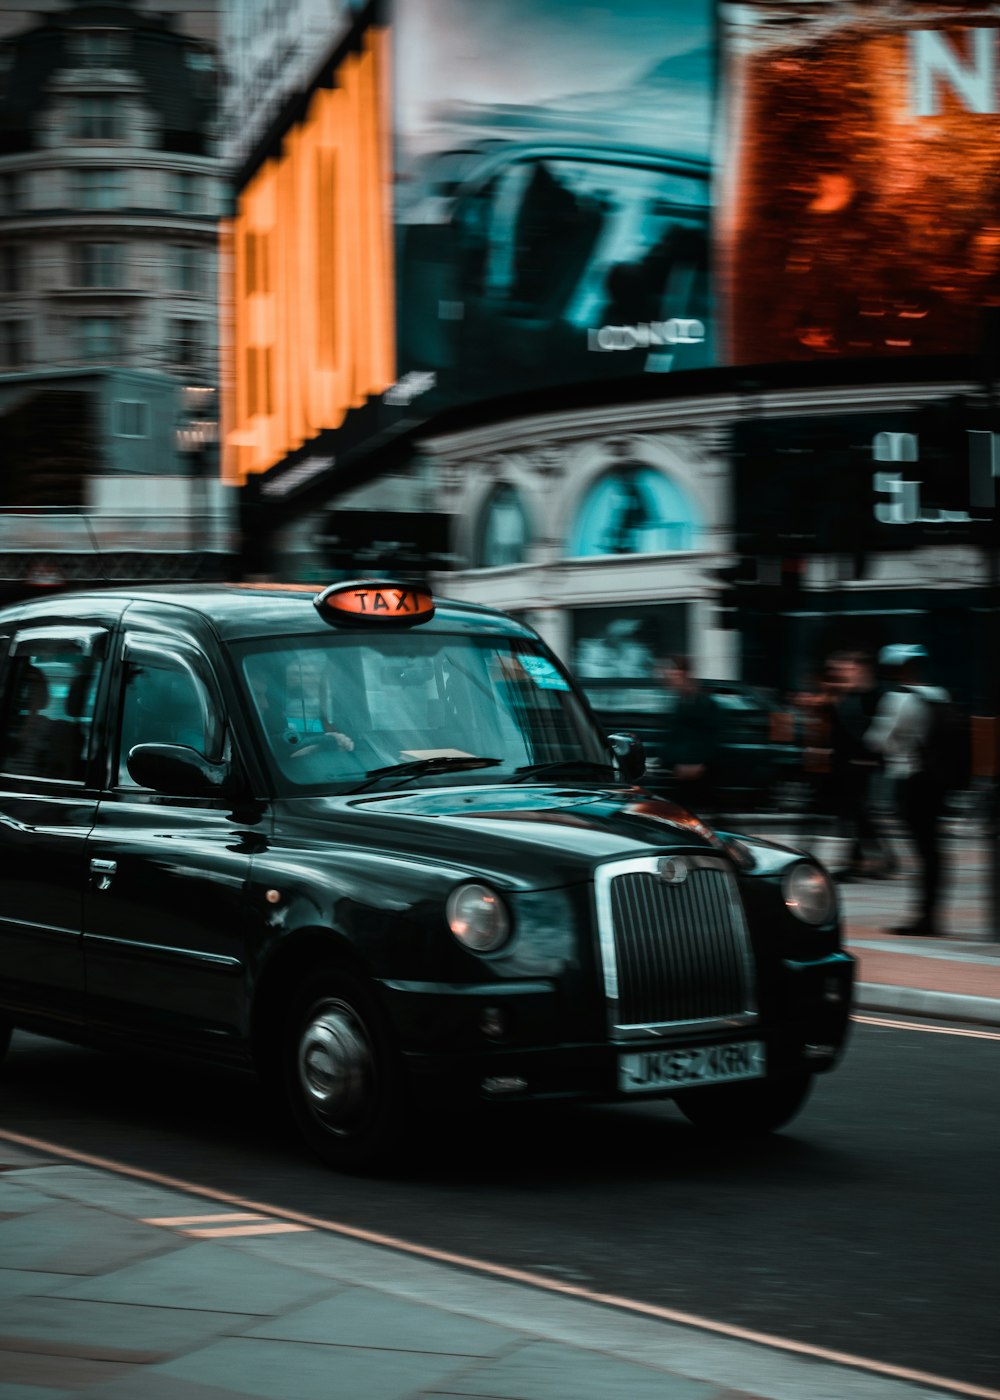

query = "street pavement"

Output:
[[0, 821, 996, 1400]]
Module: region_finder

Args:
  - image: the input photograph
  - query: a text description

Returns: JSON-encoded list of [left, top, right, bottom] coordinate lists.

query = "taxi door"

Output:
[[83, 633, 258, 1060], [0, 623, 110, 1025]]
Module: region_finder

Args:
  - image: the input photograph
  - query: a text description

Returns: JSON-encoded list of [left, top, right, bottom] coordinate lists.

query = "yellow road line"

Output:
[[852, 1013, 1000, 1041]]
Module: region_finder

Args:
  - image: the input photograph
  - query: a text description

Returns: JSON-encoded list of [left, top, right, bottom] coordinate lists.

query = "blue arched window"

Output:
[[476, 483, 530, 567], [569, 466, 699, 557]]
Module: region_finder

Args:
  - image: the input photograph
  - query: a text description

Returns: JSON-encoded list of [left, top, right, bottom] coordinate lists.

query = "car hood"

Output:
[[280, 784, 727, 890]]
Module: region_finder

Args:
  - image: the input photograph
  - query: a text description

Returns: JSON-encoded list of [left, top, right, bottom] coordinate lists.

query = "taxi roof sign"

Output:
[[314, 581, 435, 626]]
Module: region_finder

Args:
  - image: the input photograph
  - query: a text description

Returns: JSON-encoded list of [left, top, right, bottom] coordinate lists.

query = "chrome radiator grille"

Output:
[[596, 856, 756, 1033]]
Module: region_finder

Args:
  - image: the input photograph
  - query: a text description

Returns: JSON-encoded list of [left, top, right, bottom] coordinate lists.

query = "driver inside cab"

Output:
[[247, 656, 355, 779]]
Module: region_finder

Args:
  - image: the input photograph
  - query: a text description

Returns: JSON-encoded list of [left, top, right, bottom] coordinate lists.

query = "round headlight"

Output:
[[446, 882, 511, 953], [781, 862, 836, 926]]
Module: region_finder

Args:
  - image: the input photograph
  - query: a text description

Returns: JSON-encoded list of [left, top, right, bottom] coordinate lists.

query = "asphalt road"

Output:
[[2, 1017, 998, 1391]]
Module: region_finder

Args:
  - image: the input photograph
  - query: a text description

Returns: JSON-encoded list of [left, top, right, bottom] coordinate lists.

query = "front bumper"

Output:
[[381, 949, 855, 1106]]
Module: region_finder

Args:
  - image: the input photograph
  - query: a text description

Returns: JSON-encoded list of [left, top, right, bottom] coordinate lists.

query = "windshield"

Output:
[[236, 630, 611, 794]]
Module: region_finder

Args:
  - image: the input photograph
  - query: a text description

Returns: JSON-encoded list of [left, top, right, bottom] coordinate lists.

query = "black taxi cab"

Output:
[[0, 581, 854, 1170]]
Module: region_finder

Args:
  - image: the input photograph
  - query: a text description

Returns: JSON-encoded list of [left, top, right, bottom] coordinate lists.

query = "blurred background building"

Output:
[[1, 0, 998, 772], [0, 0, 230, 599], [215, 0, 998, 738]]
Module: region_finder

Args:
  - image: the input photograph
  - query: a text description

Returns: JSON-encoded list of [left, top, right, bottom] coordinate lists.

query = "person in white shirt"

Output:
[[864, 644, 950, 937]]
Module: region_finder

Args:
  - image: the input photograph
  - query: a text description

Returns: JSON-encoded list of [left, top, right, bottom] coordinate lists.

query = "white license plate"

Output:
[[618, 1041, 766, 1094]]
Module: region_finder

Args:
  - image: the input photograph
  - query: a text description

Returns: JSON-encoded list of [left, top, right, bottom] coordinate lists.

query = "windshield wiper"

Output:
[[350, 756, 503, 794], [510, 759, 616, 783]]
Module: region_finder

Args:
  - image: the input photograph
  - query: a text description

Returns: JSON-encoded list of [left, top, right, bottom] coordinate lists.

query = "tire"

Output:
[[0, 1015, 11, 1068], [281, 967, 407, 1173], [675, 1073, 813, 1137]]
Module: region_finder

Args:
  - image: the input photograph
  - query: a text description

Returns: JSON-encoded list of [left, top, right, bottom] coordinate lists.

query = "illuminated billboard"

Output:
[[223, 25, 395, 485], [719, 1, 1000, 365], [391, 0, 717, 414]]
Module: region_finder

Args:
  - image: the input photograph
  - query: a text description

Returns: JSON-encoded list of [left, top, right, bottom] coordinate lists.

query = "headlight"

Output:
[[446, 882, 511, 953], [781, 862, 836, 926]]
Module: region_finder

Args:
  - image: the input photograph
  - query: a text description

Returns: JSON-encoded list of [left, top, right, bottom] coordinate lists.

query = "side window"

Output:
[[0, 630, 107, 783], [116, 650, 219, 787]]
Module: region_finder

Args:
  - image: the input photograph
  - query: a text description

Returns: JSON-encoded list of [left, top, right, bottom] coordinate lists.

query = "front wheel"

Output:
[[282, 968, 407, 1172], [674, 1073, 813, 1137]]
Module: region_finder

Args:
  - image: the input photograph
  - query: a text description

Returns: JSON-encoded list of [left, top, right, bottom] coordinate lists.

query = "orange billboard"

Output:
[[720, 2, 1000, 365], [222, 27, 395, 484]]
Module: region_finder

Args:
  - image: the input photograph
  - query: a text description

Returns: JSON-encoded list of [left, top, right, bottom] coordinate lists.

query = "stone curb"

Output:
[[855, 981, 1000, 1027]]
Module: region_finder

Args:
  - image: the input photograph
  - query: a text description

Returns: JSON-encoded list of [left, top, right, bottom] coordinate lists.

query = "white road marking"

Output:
[[1, 1126, 997, 1400], [142, 1211, 313, 1237], [144, 1212, 269, 1225], [177, 1222, 312, 1238]]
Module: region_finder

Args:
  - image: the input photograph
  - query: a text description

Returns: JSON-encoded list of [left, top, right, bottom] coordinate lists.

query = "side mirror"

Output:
[[608, 731, 646, 783], [127, 743, 231, 797]]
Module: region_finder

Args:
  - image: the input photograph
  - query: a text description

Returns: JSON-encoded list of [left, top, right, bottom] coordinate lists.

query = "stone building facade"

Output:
[[0, 0, 230, 590]]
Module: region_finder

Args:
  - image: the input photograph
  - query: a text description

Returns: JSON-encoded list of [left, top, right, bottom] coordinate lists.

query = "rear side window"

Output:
[[0, 628, 107, 783]]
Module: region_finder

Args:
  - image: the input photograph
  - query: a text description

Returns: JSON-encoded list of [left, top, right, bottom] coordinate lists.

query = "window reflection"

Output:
[[239, 633, 606, 793]]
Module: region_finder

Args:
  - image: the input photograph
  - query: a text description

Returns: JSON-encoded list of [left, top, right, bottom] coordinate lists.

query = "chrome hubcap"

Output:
[[297, 1001, 372, 1131]]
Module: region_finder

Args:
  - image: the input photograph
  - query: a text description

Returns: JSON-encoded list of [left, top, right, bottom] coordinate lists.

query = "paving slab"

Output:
[[46, 1238, 332, 1316], [75, 1376, 253, 1400], [242, 1284, 518, 1356], [0, 1348, 139, 1392], [0, 1181, 63, 1213], [0, 1270, 81, 1302], [6, 1164, 221, 1218], [0, 1296, 253, 1359], [421, 1338, 720, 1400], [0, 1202, 182, 1277], [0, 1386, 72, 1400], [114, 1336, 503, 1400]]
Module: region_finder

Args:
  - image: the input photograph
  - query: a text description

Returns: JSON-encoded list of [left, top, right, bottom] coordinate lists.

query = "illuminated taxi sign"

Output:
[[314, 581, 435, 625]]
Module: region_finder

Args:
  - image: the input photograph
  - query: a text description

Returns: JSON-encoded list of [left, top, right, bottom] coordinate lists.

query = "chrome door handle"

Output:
[[90, 858, 117, 892]]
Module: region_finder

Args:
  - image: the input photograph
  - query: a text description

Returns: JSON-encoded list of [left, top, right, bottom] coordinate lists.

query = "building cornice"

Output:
[[0, 151, 223, 173], [0, 214, 220, 238], [420, 379, 981, 461]]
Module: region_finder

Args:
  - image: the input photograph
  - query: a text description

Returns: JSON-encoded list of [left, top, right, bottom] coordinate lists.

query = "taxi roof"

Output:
[[0, 583, 537, 644]]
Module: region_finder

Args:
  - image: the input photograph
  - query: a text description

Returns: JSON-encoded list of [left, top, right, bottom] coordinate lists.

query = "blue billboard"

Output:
[[390, 0, 716, 414]]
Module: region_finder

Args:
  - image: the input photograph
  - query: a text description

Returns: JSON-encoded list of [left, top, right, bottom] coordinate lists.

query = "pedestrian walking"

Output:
[[656, 656, 722, 820], [826, 650, 895, 881], [864, 644, 950, 937]]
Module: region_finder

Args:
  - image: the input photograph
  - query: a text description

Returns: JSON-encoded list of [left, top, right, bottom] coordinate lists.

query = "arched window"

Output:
[[569, 465, 699, 557], [476, 484, 530, 567]]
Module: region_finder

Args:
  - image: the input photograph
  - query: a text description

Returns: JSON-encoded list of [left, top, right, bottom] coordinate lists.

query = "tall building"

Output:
[[0, 0, 230, 596]]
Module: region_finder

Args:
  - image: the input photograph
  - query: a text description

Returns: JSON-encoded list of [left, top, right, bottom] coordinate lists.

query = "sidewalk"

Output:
[[743, 818, 1000, 1027], [0, 1135, 987, 1400]]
